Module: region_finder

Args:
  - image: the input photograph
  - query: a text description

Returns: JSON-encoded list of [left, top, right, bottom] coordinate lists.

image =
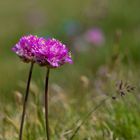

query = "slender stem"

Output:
[[69, 97, 109, 140], [19, 62, 34, 140], [45, 68, 50, 140]]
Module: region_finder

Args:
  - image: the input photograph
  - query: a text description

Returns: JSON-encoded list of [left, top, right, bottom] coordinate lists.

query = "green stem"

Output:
[[19, 62, 34, 140], [69, 97, 109, 140], [45, 68, 50, 140]]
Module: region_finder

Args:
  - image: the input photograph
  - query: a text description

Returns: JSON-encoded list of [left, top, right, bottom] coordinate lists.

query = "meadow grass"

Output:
[[1, 52, 140, 139]]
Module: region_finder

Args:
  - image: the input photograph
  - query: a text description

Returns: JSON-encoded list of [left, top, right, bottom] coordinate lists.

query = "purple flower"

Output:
[[12, 35, 40, 62], [12, 35, 72, 68], [85, 28, 105, 46], [34, 38, 73, 68]]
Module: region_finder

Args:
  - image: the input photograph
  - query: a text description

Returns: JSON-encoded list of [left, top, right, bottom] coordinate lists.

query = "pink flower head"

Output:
[[12, 35, 72, 68], [85, 28, 105, 46], [34, 38, 73, 68], [12, 35, 40, 62]]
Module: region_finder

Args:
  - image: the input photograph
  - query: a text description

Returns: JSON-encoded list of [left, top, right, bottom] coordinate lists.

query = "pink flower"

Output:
[[12, 35, 73, 68], [12, 35, 40, 62], [85, 28, 105, 46], [34, 38, 72, 68]]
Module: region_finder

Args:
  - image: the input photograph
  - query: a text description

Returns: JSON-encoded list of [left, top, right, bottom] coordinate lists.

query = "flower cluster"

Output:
[[12, 35, 72, 68], [12, 35, 38, 62]]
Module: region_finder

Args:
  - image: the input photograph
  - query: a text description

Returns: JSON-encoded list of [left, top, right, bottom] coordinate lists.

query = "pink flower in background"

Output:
[[85, 28, 105, 46], [34, 38, 73, 68]]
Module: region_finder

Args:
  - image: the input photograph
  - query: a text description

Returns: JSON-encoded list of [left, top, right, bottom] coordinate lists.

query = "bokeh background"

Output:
[[1, 0, 140, 139]]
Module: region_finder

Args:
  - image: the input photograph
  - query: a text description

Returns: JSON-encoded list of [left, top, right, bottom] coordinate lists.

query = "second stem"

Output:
[[45, 68, 50, 140]]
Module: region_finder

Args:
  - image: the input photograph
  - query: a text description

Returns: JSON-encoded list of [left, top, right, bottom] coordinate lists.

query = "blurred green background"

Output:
[[1, 0, 140, 139]]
